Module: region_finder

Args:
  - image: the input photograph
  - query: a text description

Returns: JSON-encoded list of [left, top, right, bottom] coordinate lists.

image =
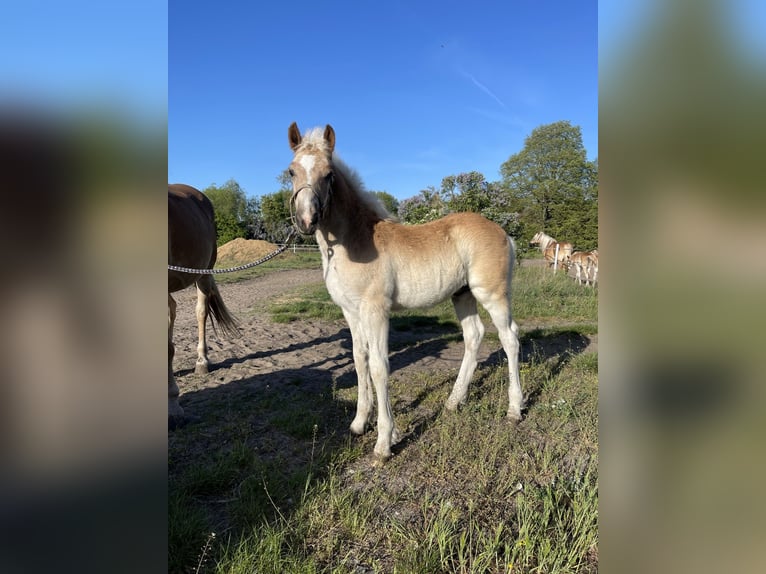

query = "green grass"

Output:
[[214, 251, 322, 284], [265, 262, 597, 331], [169, 263, 598, 573], [512, 265, 598, 324]]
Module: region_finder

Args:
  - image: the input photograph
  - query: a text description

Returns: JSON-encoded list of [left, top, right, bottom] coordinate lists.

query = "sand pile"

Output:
[[216, 238, 280, 267]]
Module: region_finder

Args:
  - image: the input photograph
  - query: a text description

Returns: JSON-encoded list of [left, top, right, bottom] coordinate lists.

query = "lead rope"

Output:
[[168, 229, 297, 274]]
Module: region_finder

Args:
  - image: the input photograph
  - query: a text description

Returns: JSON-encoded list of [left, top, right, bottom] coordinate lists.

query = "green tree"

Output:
[[500, 121, 598, 249], [203, 179, 249, 245], [398, 186, 447, 224], [258, 169, 295, 243], [244, 195, 267, 239], [260, 190, 292, 242], [442, 171, 491, 214], [439, 172, 521, 237], [369, 191, 399, 217]]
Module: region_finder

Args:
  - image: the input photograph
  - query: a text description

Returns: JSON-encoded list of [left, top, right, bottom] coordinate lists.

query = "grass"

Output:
[[214, 251, 322, 284], [169, 259, 598, 573], [266, 263, 597, 332]]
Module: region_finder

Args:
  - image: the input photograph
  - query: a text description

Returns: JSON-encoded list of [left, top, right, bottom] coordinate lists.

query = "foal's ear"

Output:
[[324, 124, 335, 152], [288, 122, 302, 150]]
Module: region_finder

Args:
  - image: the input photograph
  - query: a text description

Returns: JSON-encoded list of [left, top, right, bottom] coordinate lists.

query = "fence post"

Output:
[[553, 243, 559, 274]]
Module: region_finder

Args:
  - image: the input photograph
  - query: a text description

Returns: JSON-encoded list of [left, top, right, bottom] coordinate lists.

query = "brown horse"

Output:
[[168, 184, 238, 423], [287, 123, 522, 460]]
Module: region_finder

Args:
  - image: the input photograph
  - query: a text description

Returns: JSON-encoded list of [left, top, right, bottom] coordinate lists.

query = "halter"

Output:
[[288, 174, 334, 233]]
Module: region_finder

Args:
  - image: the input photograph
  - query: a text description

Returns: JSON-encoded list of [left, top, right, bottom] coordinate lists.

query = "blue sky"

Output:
[[1, 1, 166, 120], [169, 1, 597, 200]]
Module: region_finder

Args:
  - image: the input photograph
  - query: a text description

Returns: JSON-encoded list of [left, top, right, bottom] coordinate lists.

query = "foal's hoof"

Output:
[[349, 419, 368, 436], [372, 450, 392, 465], [194, 363, 209, 375], [444, 396, 465, 412], [506, 411, 523, 425]]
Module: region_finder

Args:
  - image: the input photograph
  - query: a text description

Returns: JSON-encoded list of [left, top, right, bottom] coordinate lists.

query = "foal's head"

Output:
[[287, 122, 336, 235]]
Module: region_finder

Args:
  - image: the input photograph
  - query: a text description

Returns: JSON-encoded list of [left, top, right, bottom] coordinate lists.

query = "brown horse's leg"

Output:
[[194, 278, 211, 375], [168, 293, 184, 419], [446, 290, 485, 410]]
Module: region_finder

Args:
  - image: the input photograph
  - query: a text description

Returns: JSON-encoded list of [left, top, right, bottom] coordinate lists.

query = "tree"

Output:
[[442, 171, 492, 214], [500, 121, 598, 249], [439, 171, 521, 237], [369, 191, 399, 217], [257, 169, 296, 243], [203, 179, 249, 245], [244, 196, 267, 240], [260, 190, 292, 243], [398, 186, 447, 224]]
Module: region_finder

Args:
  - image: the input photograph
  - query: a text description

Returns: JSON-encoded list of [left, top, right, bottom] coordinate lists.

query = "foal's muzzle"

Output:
[[289, 182, 331, 235], [288, 185, 317, 234]]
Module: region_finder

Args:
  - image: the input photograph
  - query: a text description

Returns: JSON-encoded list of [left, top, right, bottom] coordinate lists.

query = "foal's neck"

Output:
[[318, 171, 381, 250]]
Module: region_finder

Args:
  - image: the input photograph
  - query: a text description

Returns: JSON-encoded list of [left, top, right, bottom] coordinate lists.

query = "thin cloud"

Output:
[[462, 71, 506, 108]]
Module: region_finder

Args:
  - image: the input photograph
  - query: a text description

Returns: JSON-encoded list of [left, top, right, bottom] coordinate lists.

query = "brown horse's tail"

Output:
[[207, 280, 240, 339]]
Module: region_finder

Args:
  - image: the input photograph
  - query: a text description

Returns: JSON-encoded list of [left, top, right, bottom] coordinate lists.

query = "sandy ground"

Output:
[[170, 265, 596, 420], [172, 268, 491, 413]]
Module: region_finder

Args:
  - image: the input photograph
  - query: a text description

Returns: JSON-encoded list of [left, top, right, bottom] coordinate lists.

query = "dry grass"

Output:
[[169, 263, 598, 573]]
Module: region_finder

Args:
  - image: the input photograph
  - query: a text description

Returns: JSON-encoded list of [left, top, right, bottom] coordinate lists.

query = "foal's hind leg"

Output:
[[478, 293, 523, 420], [168, 293, 184, 419], [445, 290, 485, 410], [194, 277, 212, 375]]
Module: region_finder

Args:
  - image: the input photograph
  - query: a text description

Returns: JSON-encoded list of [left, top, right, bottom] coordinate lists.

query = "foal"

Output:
[[287, 123, 523, 460]]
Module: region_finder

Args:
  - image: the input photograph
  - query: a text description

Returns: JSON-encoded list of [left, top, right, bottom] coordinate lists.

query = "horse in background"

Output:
[[586, 250, 599, 286], [168, 184, 239, 425], [287, 122, 522, 461], [570, 250, 599, 286], [530, 231, 573, 271]]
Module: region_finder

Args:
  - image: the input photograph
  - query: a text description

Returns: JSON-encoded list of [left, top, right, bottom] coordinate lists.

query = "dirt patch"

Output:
[[216, 238, 280, 267], [171, 268, 596, 422]]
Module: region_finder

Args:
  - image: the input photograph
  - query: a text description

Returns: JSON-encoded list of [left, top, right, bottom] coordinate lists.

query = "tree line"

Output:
[[202, 120, 597, 252]]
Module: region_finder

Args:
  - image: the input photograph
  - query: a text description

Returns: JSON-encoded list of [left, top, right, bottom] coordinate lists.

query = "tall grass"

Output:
[[169, 262, 598, 573]]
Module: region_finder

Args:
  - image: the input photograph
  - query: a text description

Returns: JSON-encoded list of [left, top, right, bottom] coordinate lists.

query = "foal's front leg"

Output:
[[345, 312, 374, 436], [361, 303, 399, 460]]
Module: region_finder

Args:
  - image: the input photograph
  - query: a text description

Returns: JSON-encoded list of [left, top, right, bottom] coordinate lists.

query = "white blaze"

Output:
[[299, 154, 316, 180]]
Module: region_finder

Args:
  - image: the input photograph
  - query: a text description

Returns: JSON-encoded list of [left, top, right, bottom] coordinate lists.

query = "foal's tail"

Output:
[[207, 280, 240, 339], [507, 235, 518, 268]]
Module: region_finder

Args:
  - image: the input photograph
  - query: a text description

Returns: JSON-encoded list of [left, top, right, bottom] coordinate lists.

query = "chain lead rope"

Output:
[[168, 229, 297, 275]]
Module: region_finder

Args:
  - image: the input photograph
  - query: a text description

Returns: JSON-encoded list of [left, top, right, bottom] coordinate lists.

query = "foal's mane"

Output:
[[300, 127, 397, 222]]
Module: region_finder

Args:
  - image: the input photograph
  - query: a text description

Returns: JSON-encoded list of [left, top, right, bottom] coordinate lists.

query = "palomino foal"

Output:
[[287, 123, 523, 460]]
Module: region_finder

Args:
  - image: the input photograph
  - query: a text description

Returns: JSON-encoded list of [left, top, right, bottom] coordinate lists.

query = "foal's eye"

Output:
[[288, 168, 295, 177]]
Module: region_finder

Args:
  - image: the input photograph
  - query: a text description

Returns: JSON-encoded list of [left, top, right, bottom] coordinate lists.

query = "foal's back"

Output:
[[371, 212, 513, 309]]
